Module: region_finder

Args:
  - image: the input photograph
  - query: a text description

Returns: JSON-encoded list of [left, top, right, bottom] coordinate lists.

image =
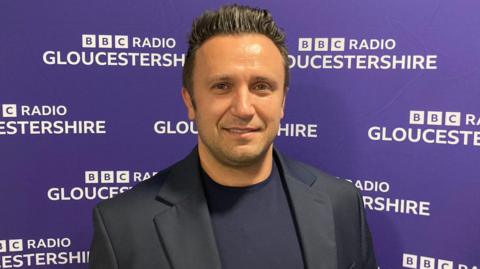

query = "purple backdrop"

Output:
[[1, 0, 479, 268]]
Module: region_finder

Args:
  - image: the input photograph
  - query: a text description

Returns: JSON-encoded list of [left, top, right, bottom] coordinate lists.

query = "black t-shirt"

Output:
[[202, 162, 305, 269]]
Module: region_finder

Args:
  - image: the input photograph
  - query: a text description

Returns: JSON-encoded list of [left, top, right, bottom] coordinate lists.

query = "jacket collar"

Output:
[[274, 150, 338, 269], [154, 147, 337, 269]]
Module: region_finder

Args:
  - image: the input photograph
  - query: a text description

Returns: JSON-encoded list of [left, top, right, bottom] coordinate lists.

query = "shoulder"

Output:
[[282, 155, 356, 191], [93, 148, 200, 220], [280, 155, 361, 206], [93, 162, 175, 218]]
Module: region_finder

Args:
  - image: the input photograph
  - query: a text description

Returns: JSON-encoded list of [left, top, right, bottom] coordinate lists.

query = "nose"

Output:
[[230, 85, 255, 120]]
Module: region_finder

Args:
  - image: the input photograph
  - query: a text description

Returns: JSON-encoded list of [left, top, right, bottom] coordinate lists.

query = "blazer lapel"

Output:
[[153, 149, 222, 269], [151, 148, 337, 269], [275, 151, 338, 269]]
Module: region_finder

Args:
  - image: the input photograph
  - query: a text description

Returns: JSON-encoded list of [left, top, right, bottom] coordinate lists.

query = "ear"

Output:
[[280, 94, 286, 119], [181, 88, 196, 120]]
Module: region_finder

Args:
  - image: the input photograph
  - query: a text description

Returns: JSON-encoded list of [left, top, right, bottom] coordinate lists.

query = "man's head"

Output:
[[182, 4, 289, 100], [181, 5, 288, 169]]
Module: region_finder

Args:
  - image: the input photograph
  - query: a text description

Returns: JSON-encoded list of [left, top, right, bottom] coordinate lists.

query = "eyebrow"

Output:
[[206, 75, 233, 85], [207, 75, 277, 84], [251, 76, 275, 83]]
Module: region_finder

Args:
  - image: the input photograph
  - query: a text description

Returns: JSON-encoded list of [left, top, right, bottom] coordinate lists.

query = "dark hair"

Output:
[[182, 4, 289, 96]]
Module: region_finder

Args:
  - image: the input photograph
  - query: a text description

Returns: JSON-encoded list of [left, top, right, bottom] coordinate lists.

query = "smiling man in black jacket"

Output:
[[89, 4, 377, 269]]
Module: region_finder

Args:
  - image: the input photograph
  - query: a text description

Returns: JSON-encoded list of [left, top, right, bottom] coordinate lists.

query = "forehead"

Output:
[[193, 34, 284, 81]]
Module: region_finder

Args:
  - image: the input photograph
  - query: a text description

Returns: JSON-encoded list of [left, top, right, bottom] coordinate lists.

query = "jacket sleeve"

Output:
[[89, 206, 119, 269], [356, 189, 378, 269]]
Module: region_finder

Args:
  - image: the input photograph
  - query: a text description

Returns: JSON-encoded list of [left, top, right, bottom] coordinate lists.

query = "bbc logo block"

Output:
[[82, 34, 96, 48], [444, 112, 462, 126], [330, 38, 345, 51], [409, 110, 461, 126], [298, 37, 345, 52], [404, 254, 418, 269], [85, 171, 130, 184], [9, 239, 23, 252], [116, 171, 130, 183], [298, 38, 312, 51], [403, 254, 454, 269], [98, 35, 113, 48], [437, 260, 454, 269], [101, 171, 115, 183], [82, 34, 129, 49], [419, 256, 435, 269], [2, 104, 17, 118], [0, 240, 6, 253], [85, 171, 99, 184], [114, 35, 129, 49]]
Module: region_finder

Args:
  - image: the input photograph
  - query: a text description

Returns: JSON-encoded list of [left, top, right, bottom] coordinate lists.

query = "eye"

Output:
[[252, 82, 271, 91], [212, 83, 230, 91]]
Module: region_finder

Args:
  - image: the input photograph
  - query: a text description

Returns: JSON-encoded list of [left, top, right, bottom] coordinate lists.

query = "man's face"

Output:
[[182, 34, 286, 167]]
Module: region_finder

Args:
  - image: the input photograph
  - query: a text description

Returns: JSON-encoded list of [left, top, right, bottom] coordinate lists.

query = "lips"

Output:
[[223, 127, 260, 134]]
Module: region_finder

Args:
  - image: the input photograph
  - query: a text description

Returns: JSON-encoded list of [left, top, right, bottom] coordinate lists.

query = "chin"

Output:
[[221, 146, 270, 167]]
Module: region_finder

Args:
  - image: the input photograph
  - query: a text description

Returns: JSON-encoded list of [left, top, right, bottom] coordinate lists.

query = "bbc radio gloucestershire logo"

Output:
[[47, 169, 157, 201], [289, 37, 438, 70], [368, 110, 480, 147], [340, 177, 431, 217], [0, 104, 106, 136], [153, 120, 320, 138], [42, 34, 185, 67], [0, 237, 89, 267], [403, 253, 478, 269]]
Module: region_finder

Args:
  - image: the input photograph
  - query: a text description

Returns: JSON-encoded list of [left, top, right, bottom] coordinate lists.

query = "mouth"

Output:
[[223, 127, 260, 135]]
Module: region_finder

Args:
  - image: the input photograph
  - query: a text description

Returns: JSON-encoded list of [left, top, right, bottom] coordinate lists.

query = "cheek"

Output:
[[255, 108, 281, 126], [195, 105, 223, 127], [262, 99, 285, 121], [201, 99, 231, 119]]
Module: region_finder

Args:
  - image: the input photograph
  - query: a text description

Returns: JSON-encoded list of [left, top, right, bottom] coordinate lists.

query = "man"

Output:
[[89, 4, 377, 269]]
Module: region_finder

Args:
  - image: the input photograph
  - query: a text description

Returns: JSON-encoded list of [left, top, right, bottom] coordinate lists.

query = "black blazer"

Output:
[[89, 148, 377, 269]]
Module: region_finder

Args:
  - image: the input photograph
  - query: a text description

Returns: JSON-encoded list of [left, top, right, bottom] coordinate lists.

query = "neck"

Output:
[[198, 144, 274, 187]]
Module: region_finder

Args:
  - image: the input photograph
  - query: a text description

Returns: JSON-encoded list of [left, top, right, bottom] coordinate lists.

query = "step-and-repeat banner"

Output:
[[1, 0, 479, 268]]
